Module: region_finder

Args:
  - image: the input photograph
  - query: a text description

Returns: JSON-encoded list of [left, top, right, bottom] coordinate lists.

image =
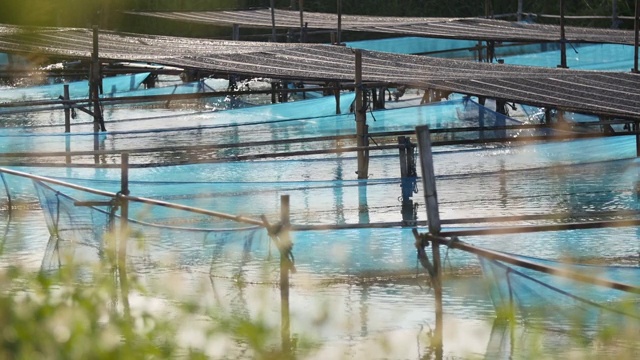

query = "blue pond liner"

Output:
[[0, 72, 151, 102], [0, 96, 520, 155]]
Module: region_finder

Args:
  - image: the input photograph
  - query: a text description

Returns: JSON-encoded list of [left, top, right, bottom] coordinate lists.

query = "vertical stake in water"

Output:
[[63, 84, 71, 164], [279, 194, 291, 355], [334, 82, 341, 114], [398, 136, 416, 225], [635, 121, 640, 157], [559, 0, 568, 69], [270, 0, 277, 42], [355, 50, 369, 179], [119, 152, 131, 319], [478, 97, 486, 140], [63, 84, 71, 133], [416, 126, 443, 355], [271, 82, 278, 104], [91, 26, 105, 164], [634, 0, 639, 73]]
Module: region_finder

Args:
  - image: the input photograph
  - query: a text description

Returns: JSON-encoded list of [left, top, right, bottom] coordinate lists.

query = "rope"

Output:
[[412, 228, 435, 278], [107, 197, 119, 233], [262, 216, 296, 274]]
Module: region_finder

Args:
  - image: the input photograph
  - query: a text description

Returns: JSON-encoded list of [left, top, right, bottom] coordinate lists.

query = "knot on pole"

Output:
[[412, 228, 435, 278], [261, 216, 297, 274], [115, 190, 129, 203]]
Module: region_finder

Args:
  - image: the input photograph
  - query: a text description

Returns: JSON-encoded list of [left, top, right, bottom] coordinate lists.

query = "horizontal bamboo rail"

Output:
[[0, 167, 265, 227], [426, 233, 640, 294]]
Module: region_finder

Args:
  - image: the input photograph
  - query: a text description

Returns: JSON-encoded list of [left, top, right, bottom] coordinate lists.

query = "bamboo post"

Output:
[[484, 0, 492, 18], [299, 0, 304, 43], [517, 0, 523, 22], [334, 83, 341, 114], [91, 26, 104, 131], [337, 0, 342, 44], [63, 84, 71, 164], [487, 40, 495, 63], [279, 194, 291, 355], [119, 152, 130, 266], [635, 121, 640, 157], [358, 182, 370, 224], [271, 82, 278, 104], [415, 126, 443, 355], [232, 24, 240, 41], [270, 0, 277, 42], [559, 0, 568, 68], [119, 152, 131, 320], [280, 81, 289, 103], [398, 136, 416, 225], [634, 0, 639, 73], [63, 84, 71, 133], [416, 127, 441, 234], [91, 26, 104, 164], [355, 50, 369, 179], [398, 136, 408, 179], [478, 97, 486, 140], [545, 108, 552, 125]]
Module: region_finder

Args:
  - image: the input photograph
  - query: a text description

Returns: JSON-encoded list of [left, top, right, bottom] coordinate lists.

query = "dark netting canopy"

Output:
[[1, 24, 640, 120], [126, 9, 636, 45]]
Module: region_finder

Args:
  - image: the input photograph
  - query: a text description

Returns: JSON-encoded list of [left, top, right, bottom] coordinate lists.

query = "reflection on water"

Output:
[[2, 97, 640, 358], [1, 203, 639, 358]]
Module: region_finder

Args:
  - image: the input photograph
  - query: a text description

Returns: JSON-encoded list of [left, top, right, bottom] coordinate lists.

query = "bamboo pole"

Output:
[[290, 208, 640, 231], [517, 0, 523, 22], [279, 194, 291, 356], [416, 127, 441, 234], [119, 152, 131, 321], [355, 49, 369, 179], [427, 233, 640, 294], [299, 0, 304, 43], [91, 26, 104, 165], [270, 0, 277, 42], [63, 84, 71, 133], [337, 0, 342, 44], [91, 26, 104, 130], [559, 0, 568, 68], [634, 0, 639, 73], [334, 83, 341, 114], [633, 120, 640, 157], [232, 24, 240, 41], [415, 125, 443, 355], [1, 132, 632, 169], [0, 167, 265, 227], [64, 84, 71, 164]]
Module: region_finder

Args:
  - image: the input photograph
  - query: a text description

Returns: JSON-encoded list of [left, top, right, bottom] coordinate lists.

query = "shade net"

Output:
[[33, 179, 276, 281], [0, 96, 524, 165], [478, 250, 640, 331]]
